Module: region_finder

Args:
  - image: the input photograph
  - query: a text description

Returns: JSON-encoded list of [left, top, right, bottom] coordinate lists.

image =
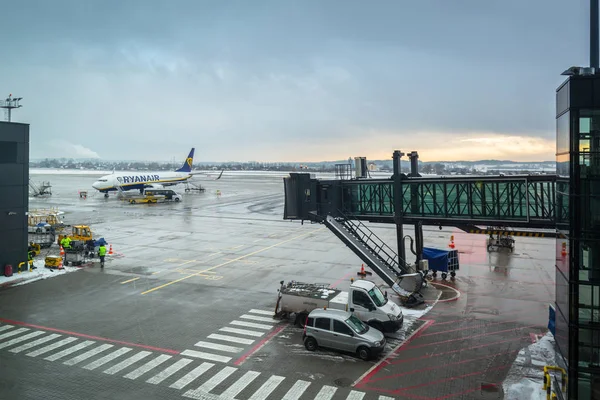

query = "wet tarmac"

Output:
[[0, 172, 554, 400]]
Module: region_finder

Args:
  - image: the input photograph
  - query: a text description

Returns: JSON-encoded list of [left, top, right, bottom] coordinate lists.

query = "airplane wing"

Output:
[[189, 170, 224, 180]]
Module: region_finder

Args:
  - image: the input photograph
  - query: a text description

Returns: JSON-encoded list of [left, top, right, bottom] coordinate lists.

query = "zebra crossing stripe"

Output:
[[239, 314, 276, 323], [219, 370, 261, 399], [248, 309, 274, 316], [230, 320, 273, 330], [194, 341, 243, 353], [248, 375, 285, 400], [281, 380, 311, 400], [315, 385, 338, 400], [45, 341, 95, 361], [26, 337, 78, 357], [346, 390, 365, 400], [207, 333, 254, 345], [103, 351, 152, 375], [0, 325, 14, 333], [219, 327, 264, 337], [378, 396, 396, 400], [0, 327, 29, 341], [64, 343, 114, 366], [0, 331, 45, 350], [180, 349, 231, 363], [10, 333, 61, 354], [146, 358, 193, 385], [124, 354, 172, 380], [82, 347, 132, 370], [183, 366, 237, 399], [170, 362, 215, 390]]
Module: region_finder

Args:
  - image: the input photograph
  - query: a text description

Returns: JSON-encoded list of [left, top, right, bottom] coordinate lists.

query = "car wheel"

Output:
[[357, 346, 371, 361], [304, 337, 317, 352], [175, 198, 180, 202]]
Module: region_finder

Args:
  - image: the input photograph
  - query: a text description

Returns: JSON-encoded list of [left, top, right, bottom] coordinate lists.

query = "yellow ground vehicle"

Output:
[[28, 242, 41, 257], [57, 225, 93, 244], [128, 194, 165, 204], [44, 256, 63, 269]]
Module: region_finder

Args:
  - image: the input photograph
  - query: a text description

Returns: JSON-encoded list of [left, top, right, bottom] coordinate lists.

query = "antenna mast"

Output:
[[0, 94, 23, 122]]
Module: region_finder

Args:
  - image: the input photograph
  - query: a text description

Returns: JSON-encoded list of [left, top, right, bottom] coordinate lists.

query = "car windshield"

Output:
[[345, 314, 368, 334], [368, 287, 388, 307]]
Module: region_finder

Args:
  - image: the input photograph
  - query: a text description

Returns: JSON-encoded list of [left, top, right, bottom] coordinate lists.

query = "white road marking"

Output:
[[63, 343, 114, 366], [103, 351, 151, 375], [194, 341, 243, 353], [207, 333, 255, 345], [82, 347, 132, 370], [281, 380, 311, 400], [219, 370, 261, 399], [248, 375, 285, 400], [346, 391, 365, 400], [183, 366, 237, 399], [26, 337, 78, 357], [0, 331, 45, 350], [45, 341, 95, 361], [219, 327, 264, 337], [124, 354, 172, 380], [169, 362, 215, 390], [248, 309, 274, 316], [230, 320, 273, 330], [10, 333, 61, 354], [315, 385, 337, 400], [239, 314, 276, 323], [180, 349, 232, 363], [146, 358, 193, 385], [0, 327, 29, 341], [0, 325, 14, 333], [378, 396, 396, 400]]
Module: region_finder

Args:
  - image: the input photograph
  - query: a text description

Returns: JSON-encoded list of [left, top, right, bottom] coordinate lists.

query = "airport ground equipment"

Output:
[[58, 225, 93, 244], [127, 194, 166, 204], [29, 179, 52, 196], [422, 247, 460, 279], [184, 180, 206, 193], [27, 208, 65, 227], [283, 150, 559, 294], [274, 279, 404, 333], [485, 227, 515, 252], [44, 256, 63, 269]]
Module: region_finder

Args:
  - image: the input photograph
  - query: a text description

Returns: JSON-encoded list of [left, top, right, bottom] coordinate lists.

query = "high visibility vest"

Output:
[[98, 246, 107, 256]]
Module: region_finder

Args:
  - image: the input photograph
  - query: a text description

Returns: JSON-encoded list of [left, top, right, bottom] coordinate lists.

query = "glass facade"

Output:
[[556, 86, 600, 398]]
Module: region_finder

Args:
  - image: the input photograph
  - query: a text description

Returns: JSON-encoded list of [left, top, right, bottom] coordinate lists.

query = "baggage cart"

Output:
[[422, 247, 460, 280]]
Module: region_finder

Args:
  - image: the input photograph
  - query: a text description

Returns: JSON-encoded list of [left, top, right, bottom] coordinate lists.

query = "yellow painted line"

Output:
[[151, 271, 162, 275], [121, 277, 140, 284], [142, 228, 324, 295]]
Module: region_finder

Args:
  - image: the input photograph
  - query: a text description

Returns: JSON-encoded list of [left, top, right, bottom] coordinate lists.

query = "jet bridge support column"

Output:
[[392, 150, 406, 266]]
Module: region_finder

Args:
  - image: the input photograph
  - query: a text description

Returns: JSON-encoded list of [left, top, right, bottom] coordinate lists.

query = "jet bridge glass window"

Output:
[[315, 318, 331, 330], [333, 320, 353, 336]]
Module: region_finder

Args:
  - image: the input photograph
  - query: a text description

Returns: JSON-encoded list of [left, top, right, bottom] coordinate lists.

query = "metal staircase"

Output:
[[323, 213, 424, 305]]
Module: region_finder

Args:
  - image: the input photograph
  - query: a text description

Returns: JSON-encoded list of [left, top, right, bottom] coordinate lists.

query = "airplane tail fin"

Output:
[[175, 148, 195, 173]]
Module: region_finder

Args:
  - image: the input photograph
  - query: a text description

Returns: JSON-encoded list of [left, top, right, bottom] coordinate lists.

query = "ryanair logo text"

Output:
[[116, 175, 160, 184]]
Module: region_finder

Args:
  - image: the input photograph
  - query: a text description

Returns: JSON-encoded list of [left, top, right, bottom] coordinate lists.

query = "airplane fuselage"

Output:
[[92, 171, 191, 192]]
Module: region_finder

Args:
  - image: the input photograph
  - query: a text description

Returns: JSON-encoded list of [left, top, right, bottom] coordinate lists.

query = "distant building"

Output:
[[368, 163, 378, 171]]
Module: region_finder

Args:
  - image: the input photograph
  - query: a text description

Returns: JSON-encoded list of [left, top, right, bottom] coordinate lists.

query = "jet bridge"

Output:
[[283, 150, 561, 302]]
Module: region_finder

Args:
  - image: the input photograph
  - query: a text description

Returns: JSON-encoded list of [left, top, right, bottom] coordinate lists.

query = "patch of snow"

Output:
[[502, 331, 561, 400], [0, 259, 80, 287]]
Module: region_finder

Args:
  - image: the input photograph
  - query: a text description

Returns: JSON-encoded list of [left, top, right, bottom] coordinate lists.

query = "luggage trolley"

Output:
[[486, 226, 515, 252], [422, 247, 460, 280]]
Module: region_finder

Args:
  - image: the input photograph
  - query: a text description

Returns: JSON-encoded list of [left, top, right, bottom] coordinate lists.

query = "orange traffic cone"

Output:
[[108, 244, 113, 255], [449, 235, 455, 249], [561, 242, 567, 257], [58, 257, 63, 270], [60, 246, 65, 256], [357, 264, 372, 277]]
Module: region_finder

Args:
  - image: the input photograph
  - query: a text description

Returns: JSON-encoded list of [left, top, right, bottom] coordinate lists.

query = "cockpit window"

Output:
[[98, 179, 108, 182]]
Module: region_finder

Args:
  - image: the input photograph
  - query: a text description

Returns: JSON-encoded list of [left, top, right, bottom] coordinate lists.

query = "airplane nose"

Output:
[[92, 182, 99, 189]]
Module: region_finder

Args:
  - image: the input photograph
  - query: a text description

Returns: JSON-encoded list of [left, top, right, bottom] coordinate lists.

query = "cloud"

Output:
[[0, 1, 589, 162]]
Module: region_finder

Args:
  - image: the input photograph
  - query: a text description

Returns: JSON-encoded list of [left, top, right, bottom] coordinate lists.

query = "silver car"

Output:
[[302, 308, 386, 361]]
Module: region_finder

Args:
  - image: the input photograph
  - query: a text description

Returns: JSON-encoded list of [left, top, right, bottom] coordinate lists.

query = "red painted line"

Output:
[[354, 319, 434, 388], [366, 349, 519, 383], [0, 317, 180, 355], [401, 324, 541, 351], [233, 324, 287, 366], [388, 335, 529, 365], [329, 271, 355, 289], [420, 318, 524, 338]]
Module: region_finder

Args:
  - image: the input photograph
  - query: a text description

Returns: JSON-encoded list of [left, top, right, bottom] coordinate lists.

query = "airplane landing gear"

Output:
[[104, 193, 109, 198]]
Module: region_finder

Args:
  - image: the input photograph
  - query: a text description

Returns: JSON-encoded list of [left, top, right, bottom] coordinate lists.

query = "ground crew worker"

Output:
[[28, 251, 37, 270], [98, 244, 107, 268]]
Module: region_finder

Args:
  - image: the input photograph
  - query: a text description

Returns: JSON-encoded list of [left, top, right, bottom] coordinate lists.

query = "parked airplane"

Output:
[[91, 148, 222, 197]]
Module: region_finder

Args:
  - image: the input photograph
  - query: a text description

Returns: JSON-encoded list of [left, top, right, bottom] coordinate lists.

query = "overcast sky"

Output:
[[0, 1, 591, 162]]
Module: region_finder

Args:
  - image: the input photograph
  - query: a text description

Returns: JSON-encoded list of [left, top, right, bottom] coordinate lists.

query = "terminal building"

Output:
[[0, 121, 30, 270]]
